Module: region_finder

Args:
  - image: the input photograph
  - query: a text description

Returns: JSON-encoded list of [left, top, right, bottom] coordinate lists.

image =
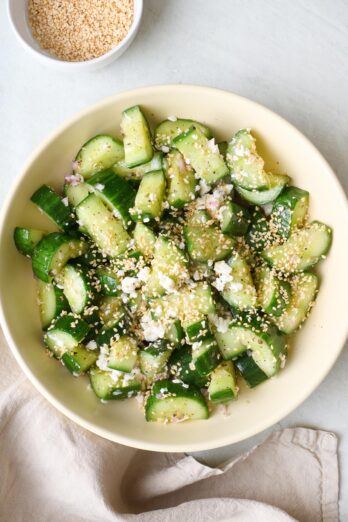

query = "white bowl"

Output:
[[1, 85, 348, 452], [7, 0, 143, 71]]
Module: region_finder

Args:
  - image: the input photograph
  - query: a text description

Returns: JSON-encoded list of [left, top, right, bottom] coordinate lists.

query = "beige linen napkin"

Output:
[[0, 330, 339, 522]]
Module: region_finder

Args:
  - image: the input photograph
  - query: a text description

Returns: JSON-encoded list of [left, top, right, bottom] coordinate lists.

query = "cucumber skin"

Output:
[[235, 353, 269, 388], [14, 227, 45, 256], [31, 185, 75, 231], [220, 202, 251, 236], [74, 134, 124, 179], [270, 186, 310, 238], [169, 346, 208, 388], [62, 346, 98, 375], [37, 281, 70, 330], [89, 368, 141, 400], [122, 105, 153, 168], [46, 314, 90, 342], [97, 269, 120, 296]]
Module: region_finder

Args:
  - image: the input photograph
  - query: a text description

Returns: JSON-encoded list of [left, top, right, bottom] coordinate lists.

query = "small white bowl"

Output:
[[7, 0, 143, 71]]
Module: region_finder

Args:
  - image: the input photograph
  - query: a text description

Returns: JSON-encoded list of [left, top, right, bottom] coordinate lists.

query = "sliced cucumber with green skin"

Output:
[[174, 127, 229, 184], [133, 223, 156, 258], [262, 221, 332, 273], [121, 105, 153, 168], [145, 379, 209, 422], [184, 211, 235, 263], [96, 268, 120, 296], [185, 318, 211, 343], [235, 174, 289, 205], [139, 340, 172, 379], [74, 135, 124, 179], [255, 266, 291, 317], [166, 150, 196, 208], [219, 202, 250, 236], [64, 182, 91, 207], [132, 170, 166, 222], [208, 360, 238, 402], [14, 227, 45, 256], [246, 209, 271, 252], [145, 236, 188, 297], [227, 129, 269, 190], [61, 262, 94, 314], [273, 272, 318, 334], [107, 336, 138, 372], [192, 337, 220, 376], [44, 314, 90, 358], [31, 185, 75, 231], [169, 346, 208, 387], [165, 320, 184, 347], [113, 151, 163, 181], [62, 345, 98, 375], [219, 253, 257, 311], [86, 169, 136, 225], [215, 317, 286, 377], [217, 141, 228, 158], [76, 194, 130, 258], [37, 280, 70, 329], [235, 353, 269, 388], [89, 368, 141, 400], [269, 186, 310, 239], [96, 295, 126, 346], [154, 118, 212, 149], [32, 232, 88, 283]]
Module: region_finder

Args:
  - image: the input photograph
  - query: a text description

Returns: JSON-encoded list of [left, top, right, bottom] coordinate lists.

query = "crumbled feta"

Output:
[[212, 261, 233, 291], [86, 340, 97, 350], [95, 183, 105, 191], [121, 277, 138, 296], [209, 314, 230, 333], [141, 311, 165, 342], [161, 146, 170, 153], [199, 179, 211, 196], [167, 115, 177, 122], [137, 266, 150, 282], [207, 138, 219, 153], [158, 272, 175, 292], [62, 197, 69, 207]]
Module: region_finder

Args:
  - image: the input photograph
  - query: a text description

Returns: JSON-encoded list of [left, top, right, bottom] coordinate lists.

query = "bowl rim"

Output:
[[7, 0, 143, 68], [1, 84, 348, 452]]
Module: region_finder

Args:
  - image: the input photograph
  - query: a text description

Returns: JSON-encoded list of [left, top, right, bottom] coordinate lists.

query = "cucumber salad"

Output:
[[14, 105, 332, 424]]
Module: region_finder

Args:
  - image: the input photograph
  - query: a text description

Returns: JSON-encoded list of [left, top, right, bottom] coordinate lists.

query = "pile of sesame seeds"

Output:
[[28, 0, 134, 62]]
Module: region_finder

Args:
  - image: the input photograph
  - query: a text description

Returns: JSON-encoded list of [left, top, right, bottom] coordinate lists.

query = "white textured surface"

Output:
[[0, 0, 347, 517]]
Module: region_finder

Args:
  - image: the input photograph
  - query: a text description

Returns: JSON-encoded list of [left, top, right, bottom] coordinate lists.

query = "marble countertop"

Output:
[[1, 0, 347, 517]]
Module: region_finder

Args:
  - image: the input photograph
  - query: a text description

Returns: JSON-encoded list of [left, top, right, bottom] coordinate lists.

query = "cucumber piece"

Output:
[[37, 280, 70, 329], [215, 317, 286, 377], [31, 185, 75, 231], [208, 360, 238, 402], [64, 182, 91, 207], [235, 174, 289, 205], [14, 227, 45, 256], [86, 169, 136, 225], [217, 141, 228, 158], [192, 337, 220, 376], [173, 127, 228, 184], [107, 336, 138, 372], [32, 232, 88, 283], [226, 129, 269, 190], [145, 379, 209, 422], [165, 320, 184, 347], [132, 170, 166, 221], [96, 295, 126, 346], [218, 253, 257, 311], [76, 194, 130, 258], [62, 345, 98, 375], [262, 221, 332, 272], [154, 118, 212, 149], [96, 268, 120, 296], [246, 209, 271, 252], [235, 353, 269, 388], [74, 135, 124, 179], [145, 236, 188, 297], [165, 150, 196, 208], [113, 151, 163, 181], [44, 314, 90, 358], [169, 346, 208, 387], [61, 262, 94, 314], [184, 211, 235, 263], [133, 223, 156, 258], [121, 105, 153, 168], [273, 272, 319, 334], [140, 340, 172, 378], [219, 202, 251, 236], [270, 186, 310, 239], [255, 266, 291, 317], [185, 318, 211, 343], [89, 368, 141, 400]]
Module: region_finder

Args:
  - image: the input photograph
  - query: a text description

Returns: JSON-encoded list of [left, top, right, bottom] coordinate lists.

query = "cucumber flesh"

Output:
[[37, 280, 69, 329], [76, 194, 130, 258], [145, 379, 208, 422], [44, 315, 90, 358], [273, 272, 318, 334], [270, 186, 310, 239], [208, 360, 238, 402], [133, 223, 156, 258], [90, 368, 141, 400], [107, 336, 138, 372], [64, 182, 91, 207], [262, 221, 332, 272], [62, 263, 93, 314], [121, 105, 153, 168], [14, 227, 45, 256], [154, 118, 212, 149], [216, 253, 257, 311], [132, 170, 166, 221], [166, 150, 196, 208], [235, 174, 289, 205], [113, 151, 163, 181], [62, 345, 98, 375], [255, 266, 291, 317], [192, 337, 220, 376], [74, 135, 124, 179], [174, 127, 228, 185]]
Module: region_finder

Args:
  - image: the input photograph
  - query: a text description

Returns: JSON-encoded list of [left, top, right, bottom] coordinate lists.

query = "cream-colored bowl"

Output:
[[1, 85, 348, 452]]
